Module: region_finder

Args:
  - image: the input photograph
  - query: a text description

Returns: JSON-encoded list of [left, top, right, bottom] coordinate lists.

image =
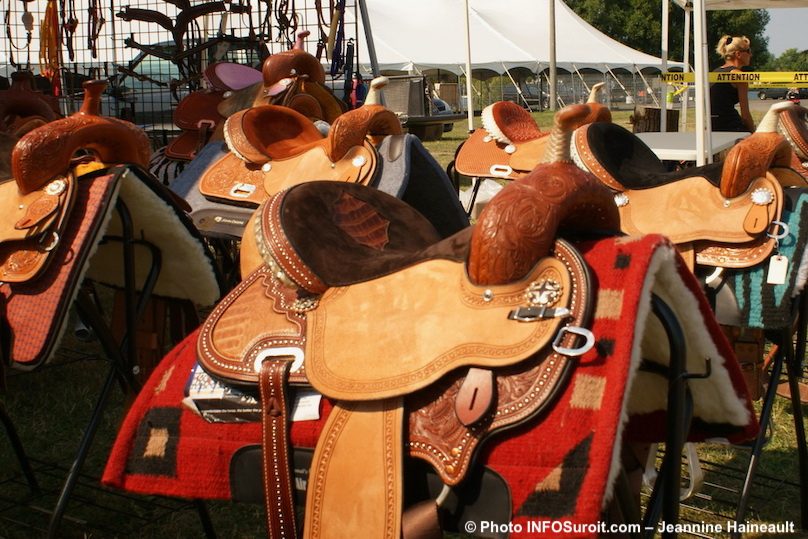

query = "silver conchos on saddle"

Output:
[[751, 187, 775, 205], [614, 192, 630, 207], [508, 278, 570, 321]]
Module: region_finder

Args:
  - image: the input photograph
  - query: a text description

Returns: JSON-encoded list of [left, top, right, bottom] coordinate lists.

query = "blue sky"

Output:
[[765, 8, 808, 55]]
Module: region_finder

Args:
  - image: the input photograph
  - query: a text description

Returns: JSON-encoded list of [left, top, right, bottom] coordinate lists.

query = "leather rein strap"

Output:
[[259, 358, 298, 539]]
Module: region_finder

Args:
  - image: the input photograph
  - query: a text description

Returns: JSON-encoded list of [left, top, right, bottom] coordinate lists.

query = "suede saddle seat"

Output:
[[197, 104, 620, 538], [197, 103, 401, 207], [453, 93, 611, 181], [571, 120, 793, 268]]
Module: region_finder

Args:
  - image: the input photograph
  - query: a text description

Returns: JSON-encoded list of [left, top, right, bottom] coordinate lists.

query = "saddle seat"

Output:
[[571, 120, 791, 268], [198, 104, 401, 207]]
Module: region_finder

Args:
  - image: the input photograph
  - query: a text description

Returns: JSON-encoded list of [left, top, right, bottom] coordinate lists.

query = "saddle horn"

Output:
[[11, 80, 151, 194], [584, 82, 612, 123], [364, 76, 389, 106], [468, 104, 619, 286], [720, 101, 794, 198]]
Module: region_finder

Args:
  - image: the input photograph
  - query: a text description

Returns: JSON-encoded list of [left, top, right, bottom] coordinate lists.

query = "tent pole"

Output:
[[694, 0, 709, 165], [464, 0, 474, 132], [549, 0, 557, 111], [357, 0, 379, 76], [661, 0, 670, 131], [681, 4, 692, 131]]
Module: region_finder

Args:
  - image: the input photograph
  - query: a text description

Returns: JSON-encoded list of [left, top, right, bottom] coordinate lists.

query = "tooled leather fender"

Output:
[[468, 104, 620, 286], [11, 80, 151, 194]]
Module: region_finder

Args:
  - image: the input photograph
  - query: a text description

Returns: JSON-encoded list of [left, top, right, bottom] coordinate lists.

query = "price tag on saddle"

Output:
[[766, 254, 789, 285]]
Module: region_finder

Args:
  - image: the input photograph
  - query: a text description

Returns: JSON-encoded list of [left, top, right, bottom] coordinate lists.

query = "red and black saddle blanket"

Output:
[[103, 234, 757, 537]]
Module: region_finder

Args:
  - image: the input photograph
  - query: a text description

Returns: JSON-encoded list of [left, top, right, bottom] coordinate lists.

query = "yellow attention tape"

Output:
[[661, 71, 808, 86]]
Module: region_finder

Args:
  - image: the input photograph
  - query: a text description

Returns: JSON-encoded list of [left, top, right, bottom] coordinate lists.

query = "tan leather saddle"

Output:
[[197, 103, 401, 207], [1, 80, 150, 284], [570, 109, 797, 269], [196, 105, 619, 538], [778, 101, 808, 179], [454, 83, 611, 181]]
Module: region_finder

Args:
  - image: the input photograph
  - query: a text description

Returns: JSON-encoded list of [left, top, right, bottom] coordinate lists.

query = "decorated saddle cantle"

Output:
[[1, 79, 220, 371], [453, 82, 611, 181], [195, 104, 627, 538], [570, 101, 803, 270], [777, 101, 808, 180]]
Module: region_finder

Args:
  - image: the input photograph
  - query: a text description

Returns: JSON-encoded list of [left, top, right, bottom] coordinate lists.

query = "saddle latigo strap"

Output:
[[259, 358, 298, 539]]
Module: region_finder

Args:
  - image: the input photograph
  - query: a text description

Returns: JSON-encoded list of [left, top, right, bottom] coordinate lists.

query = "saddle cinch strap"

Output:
[[198, 104, 401, 207], [1, 80, 150, 283]]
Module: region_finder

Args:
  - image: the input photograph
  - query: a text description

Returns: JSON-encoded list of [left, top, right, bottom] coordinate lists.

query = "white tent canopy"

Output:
[[351, 0, 679, 75]]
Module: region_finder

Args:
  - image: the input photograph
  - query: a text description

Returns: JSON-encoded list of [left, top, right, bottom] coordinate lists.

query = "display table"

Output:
[[635, 131, 750, 162]]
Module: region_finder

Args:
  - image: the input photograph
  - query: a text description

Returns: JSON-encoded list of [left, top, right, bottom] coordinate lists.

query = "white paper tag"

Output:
[[766, 255, 789, 285], [292, 389, 322, 422]]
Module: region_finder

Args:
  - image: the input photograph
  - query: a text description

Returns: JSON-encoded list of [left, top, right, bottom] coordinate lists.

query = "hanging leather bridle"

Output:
[[5, 1, 34, 69], [60, 0, 78, 61], [274, 0, 298, 48], [87, 0, 105, 59]]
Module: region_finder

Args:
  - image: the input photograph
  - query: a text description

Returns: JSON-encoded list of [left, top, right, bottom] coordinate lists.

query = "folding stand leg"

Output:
[[641, 294, 694, 538], [47, 199, 161, 538], [731, 329, 787, 539], [0, 402, 40, 495], [787, 291, 808, 528]]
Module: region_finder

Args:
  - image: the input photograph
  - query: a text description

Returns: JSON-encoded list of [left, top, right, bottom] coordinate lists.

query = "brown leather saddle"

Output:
[[454, 84, 611, 181], [0, 71, 62, 137], [570, 106, 799, 270], [217, 31, 347, 124], [197, 103, 401, 207], [196, 105, 620, 538], [164, 63, 264, 161]]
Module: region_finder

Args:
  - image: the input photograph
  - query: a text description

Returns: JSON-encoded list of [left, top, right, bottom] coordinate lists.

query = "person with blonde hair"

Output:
[[709, 34, 755, 132]]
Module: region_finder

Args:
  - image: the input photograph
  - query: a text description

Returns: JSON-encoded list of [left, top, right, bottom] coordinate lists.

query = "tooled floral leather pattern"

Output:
[[468, 161, 618, 286], [12, 110, 151, 194], [490, 101, 543, 143]]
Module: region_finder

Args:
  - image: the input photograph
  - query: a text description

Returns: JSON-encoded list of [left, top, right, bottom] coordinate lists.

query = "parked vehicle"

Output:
[[755, 86, 808, 100]]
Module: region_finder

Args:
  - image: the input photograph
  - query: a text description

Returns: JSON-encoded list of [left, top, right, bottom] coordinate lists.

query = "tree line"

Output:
[[564, 0, 808, 71]]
